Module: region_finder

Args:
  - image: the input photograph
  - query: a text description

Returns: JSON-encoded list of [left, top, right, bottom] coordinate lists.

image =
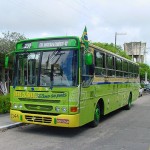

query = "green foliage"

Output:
[[140, 83, 145, 88], [139, 63, 150, 80], [92, 42, 131, 60], [0, 31, 26, 54], [0, 94, 10, 113], [0, 31, 26, 66]]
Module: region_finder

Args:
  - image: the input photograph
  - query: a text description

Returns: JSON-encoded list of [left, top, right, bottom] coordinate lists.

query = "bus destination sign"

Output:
[[38, 39, 69, 48]]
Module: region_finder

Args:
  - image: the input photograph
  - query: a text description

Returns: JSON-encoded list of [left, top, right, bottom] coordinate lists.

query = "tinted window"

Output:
[[123, 61, 128, 77], [106, 54, 113, 69], [116, 58, 122, 77], [95, 51, 105, 68], [94, 50, 106, 76]]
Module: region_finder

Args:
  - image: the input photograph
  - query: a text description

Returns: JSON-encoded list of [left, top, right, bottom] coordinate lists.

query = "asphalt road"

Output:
[[0, 94, 150, 150]]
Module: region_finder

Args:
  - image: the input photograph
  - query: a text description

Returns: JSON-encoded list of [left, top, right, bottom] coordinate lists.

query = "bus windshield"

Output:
[[15, 49, 78, 87]]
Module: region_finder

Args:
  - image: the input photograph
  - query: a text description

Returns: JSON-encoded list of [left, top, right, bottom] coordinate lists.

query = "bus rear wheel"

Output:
[[89, 104, 100, 127]]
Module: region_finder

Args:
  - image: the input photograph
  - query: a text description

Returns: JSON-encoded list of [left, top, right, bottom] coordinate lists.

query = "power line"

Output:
[[9, 0, 48, 19], [57, 0, 94, 20]]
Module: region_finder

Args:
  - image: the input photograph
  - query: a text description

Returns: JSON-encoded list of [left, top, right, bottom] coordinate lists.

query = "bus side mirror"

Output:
[[85, 52, 93, 65], [5, 56, 9, 68]]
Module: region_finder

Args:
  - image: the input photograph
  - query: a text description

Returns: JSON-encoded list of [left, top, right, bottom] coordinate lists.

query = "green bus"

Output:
[[8, 36, 140, 127]]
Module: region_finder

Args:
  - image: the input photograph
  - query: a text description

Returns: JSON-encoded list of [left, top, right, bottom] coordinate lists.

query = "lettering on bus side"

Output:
[[37, 93, 67, 98], [14, 92, 37, 98], [51, 93, 67, 98], [14, 91, 67, 99]]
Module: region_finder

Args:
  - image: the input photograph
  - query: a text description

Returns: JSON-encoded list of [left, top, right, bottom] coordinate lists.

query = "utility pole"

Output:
[[115, 32, 127, 48], [144, 47, 150, 64]]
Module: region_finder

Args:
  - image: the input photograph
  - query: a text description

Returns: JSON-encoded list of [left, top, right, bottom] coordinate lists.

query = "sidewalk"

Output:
[[0, 113, 22, 130]]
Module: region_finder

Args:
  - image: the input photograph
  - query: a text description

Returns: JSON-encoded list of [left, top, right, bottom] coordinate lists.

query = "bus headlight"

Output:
[[62, 107, 67, 112], [13, 103, 18, 109], [18, 104, 23, 109], [55, 106, 60, 112]]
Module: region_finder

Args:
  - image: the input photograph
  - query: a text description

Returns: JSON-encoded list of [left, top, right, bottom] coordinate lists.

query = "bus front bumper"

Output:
[[10, 110, 80, 128]]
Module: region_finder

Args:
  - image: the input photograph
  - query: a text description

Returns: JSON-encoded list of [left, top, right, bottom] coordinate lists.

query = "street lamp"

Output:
[[115, 32, 127, 48]]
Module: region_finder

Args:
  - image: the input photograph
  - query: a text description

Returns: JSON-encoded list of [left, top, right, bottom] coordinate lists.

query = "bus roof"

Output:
[[17, 36, 80, 44]]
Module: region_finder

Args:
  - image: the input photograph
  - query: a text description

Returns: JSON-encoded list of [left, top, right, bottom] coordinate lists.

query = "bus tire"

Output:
[[124, 93, 132, 110], [89, 104, 100, 127]]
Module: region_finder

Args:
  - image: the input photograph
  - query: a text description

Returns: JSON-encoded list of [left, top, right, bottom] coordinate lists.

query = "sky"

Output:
[[0, 0, 150, 64]]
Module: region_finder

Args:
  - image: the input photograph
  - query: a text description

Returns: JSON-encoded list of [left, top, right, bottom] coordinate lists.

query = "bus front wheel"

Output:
[[89, 104, 100, 127]]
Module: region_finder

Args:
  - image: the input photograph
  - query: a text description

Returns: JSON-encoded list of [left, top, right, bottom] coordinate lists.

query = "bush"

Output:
[[0, 94, 10, 113], [141, 83, 145, 88]]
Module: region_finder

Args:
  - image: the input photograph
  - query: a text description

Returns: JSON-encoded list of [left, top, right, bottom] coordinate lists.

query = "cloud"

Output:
[[0, 0, 80, 34], [1, 0, 150, 64]]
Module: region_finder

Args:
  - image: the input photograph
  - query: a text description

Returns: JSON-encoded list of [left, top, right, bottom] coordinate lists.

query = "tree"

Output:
[[0, 31, 26, 54], [0, 31, 26, 87], [0, 31, 26, 65], [139, 63, 150, 81]]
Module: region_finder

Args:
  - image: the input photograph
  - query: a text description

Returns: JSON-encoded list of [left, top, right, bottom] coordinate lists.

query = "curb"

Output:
[[0, 122, 23, 131]]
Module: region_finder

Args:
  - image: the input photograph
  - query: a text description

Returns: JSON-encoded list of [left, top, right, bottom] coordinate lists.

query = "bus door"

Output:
[[80, 49, 95, 125]]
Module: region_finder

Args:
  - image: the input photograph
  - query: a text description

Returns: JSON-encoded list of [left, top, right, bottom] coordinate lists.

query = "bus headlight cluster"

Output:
[[13, 103, 18, 109], [55, 106, 67, 112], [55, 106, 60, 112], [62, 107, 67, 112], [18, 104, 23, 109], [12, 103, 23, 109]]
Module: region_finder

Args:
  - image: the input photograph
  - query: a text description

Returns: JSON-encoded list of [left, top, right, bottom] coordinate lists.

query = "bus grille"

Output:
[[25, 115, 52, 123], [19, 98, 60, 103], [25, 104, 53, 111]]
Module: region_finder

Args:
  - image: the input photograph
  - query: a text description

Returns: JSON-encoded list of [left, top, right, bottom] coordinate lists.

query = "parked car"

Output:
[[139, 87, 143, 97], [144, 84, 150, 91]]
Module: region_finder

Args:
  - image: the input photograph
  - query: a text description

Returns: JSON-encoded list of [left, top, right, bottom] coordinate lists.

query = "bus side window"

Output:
[[106, 54, 115, 77], [116, 58, 122, 77], [94, 50, 106, 76], [128, 63, 133, 77], [123, 60, 128, 77], [133, 64, 139, 78]]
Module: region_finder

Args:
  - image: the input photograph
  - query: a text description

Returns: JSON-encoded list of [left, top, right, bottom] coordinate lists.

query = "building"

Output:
[[124, 42, 146, 63]]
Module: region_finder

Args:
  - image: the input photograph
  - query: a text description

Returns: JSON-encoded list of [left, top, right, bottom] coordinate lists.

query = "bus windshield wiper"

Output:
[[50, 64, 54, 90]]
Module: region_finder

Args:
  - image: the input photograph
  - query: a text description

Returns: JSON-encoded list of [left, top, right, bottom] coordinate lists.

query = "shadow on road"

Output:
[[15, 103, 138, 137], [16, 123, 90, 138]]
